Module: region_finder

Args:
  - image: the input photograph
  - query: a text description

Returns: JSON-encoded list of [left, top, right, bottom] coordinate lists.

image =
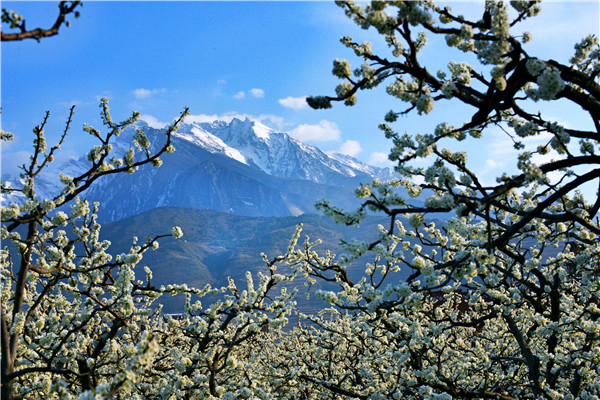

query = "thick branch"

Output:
[[1, 2, 81, 42]]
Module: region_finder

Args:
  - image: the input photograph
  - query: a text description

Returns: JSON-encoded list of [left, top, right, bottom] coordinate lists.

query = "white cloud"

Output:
[[413, 175, 425, 185], [232, 88, 264, 99], [487, 117, 571, 158], [185, 113, 246, 125], [530, 152, 560, 168], [336, 140, 362, 157], [139, 115, 168, 129], [133, 89, 152, 99], [250, 88, 264, 98], [485, 159, 498, 169], [132, 88, 166, 99], [369, 151, 393, 166], [289, 120, 341, 142], [217, 79, 227, 85], [278, 96, 308, 110], [57, 100, 85, 108], [490, 131, 554, 157]]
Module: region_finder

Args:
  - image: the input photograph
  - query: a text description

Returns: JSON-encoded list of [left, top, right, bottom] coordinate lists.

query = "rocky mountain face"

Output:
[[2, 118, 399, 222], [188, 118, 395, 185]]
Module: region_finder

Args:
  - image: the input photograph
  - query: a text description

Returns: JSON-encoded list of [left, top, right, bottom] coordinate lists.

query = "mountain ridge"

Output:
[[1, 117, 404, 222], [173, 117, 396, 184]]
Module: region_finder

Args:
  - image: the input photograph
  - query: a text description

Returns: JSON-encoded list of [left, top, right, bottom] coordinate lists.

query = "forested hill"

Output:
[[101, 207, 391, 313]]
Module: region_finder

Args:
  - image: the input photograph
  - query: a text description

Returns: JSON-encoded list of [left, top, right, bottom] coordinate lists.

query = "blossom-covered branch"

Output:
[[1, 1, 81, 42]]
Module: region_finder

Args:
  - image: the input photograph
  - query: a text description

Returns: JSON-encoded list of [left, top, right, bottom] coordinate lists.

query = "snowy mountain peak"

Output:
[[2, 116, 399, 219], [248, 119, 274, 140], [204, 117, 275, 142], [183, 127, 247, 165], [165, 118, 396, 184]]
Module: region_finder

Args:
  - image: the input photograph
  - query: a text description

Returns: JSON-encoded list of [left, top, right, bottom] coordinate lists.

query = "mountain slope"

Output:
[[2, 118, 404, 222], [100, 207, 393, 313], [78, 133, 369, 222], [177, 118, 396, 186]]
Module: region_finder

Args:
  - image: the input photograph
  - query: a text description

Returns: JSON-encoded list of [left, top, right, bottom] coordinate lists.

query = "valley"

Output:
[[101, 207, 393, 313]]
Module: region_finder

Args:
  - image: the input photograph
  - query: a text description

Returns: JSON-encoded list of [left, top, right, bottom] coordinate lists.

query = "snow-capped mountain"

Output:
[[175, 117, 396, 185], [2, 118, 399, 222]]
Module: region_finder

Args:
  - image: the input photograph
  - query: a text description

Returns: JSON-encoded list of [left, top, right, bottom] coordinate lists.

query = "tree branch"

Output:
[[1, 1, 81, 42]]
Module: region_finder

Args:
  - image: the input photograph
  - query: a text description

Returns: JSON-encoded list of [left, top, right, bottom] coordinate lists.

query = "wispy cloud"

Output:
[[369, 151, 394, 166], [278, 96, 308, 110], [232, 88, 264, 99], [250, 88, 264, 98], [258, 115, 288, 131], [57, 100, 85, 108], [139, 115, 168, 129], [132, 88, 166, 99], [477, 158, 507, 178], [289, 120, 341, 142], [95, 92, 113, 102]]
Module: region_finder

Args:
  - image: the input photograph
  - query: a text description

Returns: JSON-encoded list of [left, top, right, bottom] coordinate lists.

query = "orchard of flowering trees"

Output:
[[1, 1, 599, 399]]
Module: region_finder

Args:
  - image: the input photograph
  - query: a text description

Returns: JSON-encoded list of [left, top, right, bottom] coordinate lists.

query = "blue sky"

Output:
[[2, 1, 599, 197]]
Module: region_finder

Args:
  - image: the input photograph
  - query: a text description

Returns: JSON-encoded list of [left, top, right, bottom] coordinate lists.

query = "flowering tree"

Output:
[[281, 1, 600, 399], [0, 101, 183, 398], [0, 9, 311, 398], [3, 1, 600, 399], [0, 102, 305, 399]]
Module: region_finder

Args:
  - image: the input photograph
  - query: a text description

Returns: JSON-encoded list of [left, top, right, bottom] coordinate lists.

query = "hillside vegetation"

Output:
[[101, 207, 391, 312]]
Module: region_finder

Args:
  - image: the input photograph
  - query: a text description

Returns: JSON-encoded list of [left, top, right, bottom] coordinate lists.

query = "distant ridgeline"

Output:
[[4, 117, 563, 315], [101, 208, 461, 314], [1, 118, 405, 222], [1, 118, 430, 313]]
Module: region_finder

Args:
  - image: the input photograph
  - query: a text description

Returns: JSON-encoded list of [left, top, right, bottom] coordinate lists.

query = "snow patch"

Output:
[[177, 127, 247, 165], [251, 120, 274, 140]]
